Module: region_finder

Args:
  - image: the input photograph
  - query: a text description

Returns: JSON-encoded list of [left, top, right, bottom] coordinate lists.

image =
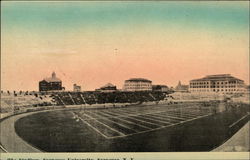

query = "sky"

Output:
[[1, 1, 249, 91]]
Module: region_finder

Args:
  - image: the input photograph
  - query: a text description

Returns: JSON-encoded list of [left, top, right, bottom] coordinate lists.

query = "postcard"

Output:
[[1, 1, 249, 160]]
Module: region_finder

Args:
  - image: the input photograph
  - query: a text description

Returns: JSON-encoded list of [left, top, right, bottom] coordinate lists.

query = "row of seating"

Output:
[[51, 91, 167, 105], [0, 91, 167, 113]]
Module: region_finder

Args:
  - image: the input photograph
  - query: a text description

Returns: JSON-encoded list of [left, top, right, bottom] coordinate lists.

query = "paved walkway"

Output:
[[0, 112, 42, 152], [213, 121, 249, 152]]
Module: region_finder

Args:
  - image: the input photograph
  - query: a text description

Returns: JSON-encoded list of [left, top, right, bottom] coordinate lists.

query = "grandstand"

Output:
[[0, 91, 168, 116], [0, 92, 55, 114], [50, 91, 167, 106]]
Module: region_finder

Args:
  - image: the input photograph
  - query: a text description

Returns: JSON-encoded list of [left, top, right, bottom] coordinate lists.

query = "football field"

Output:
[[72, 103, 212, 139], [13, 102, 249, 152]]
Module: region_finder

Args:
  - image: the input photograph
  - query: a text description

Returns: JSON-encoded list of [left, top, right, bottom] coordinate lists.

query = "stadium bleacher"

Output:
[[0, 92, 55, 113], [0, 91, 168, 114], [51, 91, 167, 106]]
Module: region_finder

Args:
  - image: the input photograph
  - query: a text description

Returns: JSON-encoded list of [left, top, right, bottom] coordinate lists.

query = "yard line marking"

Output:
[[81, 112, 96, 119], [87, 117, 126, 136], [103, 109, 137, 117], [155, 113, 187, 120], [104, 108, 157, 117], [92, 110, 115, 117], [174, 111, 206, 117], [77, 117, 110, 139], [77, 111, 126, 137], [142, 114, 177, 124], [0, 144, 8, 153], [100, 117, 140, 132], [71, 112, 110, 139], [111, 109, 143, 115], [78, 111, 98, 120], [111, 117, 152, 130], [229, 114, 249, 128], [123, 116, 162, 127], [134, 115, 173, 125], [104, 109, 192, 120], [85, 111, 104, 118], [110, 105, 199, 118], [86, 111, 141, 132], [71, 106, 214, 139], [163, 112, 196, 119], [165, 111, 203, 118], [144, 114, 181, 123], [102, 109, 154, 118], [167, 113, 198, 119], [119, 117, 159, 129], [100, 110, 121, 117], [108, 113, 213, 139], [111, 106, 173, 115], [148, 113, 182, 120]]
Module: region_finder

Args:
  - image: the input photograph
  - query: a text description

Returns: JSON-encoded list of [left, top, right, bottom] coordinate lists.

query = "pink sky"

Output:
[[1, 2, 249, 91]]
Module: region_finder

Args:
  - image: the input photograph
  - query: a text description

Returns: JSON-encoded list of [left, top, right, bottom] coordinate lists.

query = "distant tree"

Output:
[[19, 90, 22, 95], [7, 90, 10, 95], [1, 90, 3, 94], [13, 90, 16, 94]]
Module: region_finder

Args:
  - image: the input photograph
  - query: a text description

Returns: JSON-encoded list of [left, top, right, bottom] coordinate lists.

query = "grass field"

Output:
[[14, 102, 249, 152]]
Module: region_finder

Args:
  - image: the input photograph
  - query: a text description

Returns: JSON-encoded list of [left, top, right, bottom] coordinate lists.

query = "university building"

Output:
[[73, 84, 81, 92], [152, 85, 169, 92], [123, 78, 152, 91], [175, 81, 189, 92], [96, 83, 117, 92], [189, 74, 246, 94], [39, 72, 63, 92]]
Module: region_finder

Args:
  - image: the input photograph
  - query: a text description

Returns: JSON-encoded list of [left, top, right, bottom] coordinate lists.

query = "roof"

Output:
[[44, 77, 61, 82], [102, 83, 116, 88], [190, 74, 243, 82], [152, 85, 168, 88], [41, 72, 62, 83], [175, 84, 189, 90], [125, 78, 152, 83]]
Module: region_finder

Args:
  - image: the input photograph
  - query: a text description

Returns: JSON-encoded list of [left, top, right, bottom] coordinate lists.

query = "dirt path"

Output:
[[213, 121, 249, 151], [0, 112, 42, 152]]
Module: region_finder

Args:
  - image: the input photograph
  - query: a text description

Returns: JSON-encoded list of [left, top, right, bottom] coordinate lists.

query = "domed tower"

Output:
[[39, 72, 62, 92], [52, 71, 56, 78]]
